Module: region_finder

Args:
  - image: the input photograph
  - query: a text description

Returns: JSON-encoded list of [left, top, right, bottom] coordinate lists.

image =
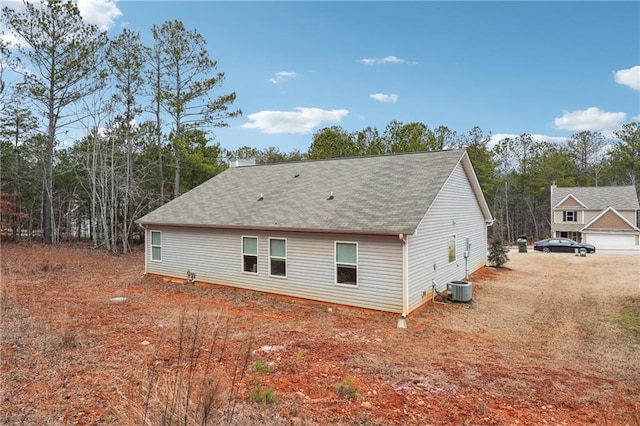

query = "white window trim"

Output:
[[150, 230, 162, 262], [448, 235, 456, 263], [268, 237, 287, 278], [564, 210, 577, 223], [241, 235, 259, 274], [335, 241, 358, 287]]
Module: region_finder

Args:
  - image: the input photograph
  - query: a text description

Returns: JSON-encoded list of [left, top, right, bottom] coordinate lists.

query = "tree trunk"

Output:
[[43, 130, 54, 244], [12, 132, 19, 241], [91, 135, 98, 248], [174, 149, 180, 199], [155, 60, 165, 205], [122, 127, 132, 254]]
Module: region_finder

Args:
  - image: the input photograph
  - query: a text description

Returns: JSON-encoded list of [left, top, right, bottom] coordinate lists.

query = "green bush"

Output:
[[487, 239, 510, 268]]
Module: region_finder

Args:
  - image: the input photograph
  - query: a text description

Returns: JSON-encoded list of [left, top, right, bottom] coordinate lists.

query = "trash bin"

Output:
[[517, 237, 527, 253], [580, 247, 587, 257]]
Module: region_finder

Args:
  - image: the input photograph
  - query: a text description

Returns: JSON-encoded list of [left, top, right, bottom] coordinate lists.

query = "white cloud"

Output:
[[1, 0, 30, 47], [361, 55, 413, 65], [369, 93, 398, 103], [632, 114, 640, 122], [242, 107, 349, 134], [614, 65, 640, 90], [0, 32, 25, 48], [1, 0, 121, 46], [554, 107, 626, 131], [270, 71, 297, 84], [77, 0, 122, 30]]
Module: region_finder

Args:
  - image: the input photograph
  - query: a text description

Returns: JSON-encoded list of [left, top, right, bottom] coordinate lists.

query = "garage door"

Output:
[[585, 233, 636, 248]]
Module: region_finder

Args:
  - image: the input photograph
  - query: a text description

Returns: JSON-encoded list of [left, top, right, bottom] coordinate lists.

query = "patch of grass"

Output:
[[335, 376, 360, 399], [247, 384, 277, 405], [60, 326, 77, 349], [252, 359, 270, 375], [616, 312, 640, 340], [290, 349, 305, 372]]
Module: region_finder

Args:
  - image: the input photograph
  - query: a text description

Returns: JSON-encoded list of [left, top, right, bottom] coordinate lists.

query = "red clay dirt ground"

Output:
[[1, 242, 639, 425]]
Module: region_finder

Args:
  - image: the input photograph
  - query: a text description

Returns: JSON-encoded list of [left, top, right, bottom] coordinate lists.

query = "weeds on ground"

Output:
[[114, 309, 254, 425], [335, 376, 360, 399], [291, 349, 305, 372], [247, 359, 277, 405]]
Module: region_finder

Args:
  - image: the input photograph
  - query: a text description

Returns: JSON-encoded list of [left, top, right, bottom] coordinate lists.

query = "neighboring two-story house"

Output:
[[550, 184, 640, 252]]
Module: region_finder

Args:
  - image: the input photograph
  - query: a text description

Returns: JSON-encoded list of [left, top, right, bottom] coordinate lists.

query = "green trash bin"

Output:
[[517, 238, 527, 253]]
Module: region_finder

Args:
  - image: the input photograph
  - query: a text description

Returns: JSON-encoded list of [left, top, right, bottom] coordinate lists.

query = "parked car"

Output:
[[533, 238, 596, 253]]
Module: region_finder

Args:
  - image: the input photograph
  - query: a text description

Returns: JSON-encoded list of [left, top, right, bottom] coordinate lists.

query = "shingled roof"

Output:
[[137, 149, 491, 235], [552, 186, 640, 210]]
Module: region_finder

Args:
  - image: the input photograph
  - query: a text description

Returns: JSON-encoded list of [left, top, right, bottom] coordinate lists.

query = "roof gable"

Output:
[[137, 149, 492, 235], [581, 207, 640, 232], [555, 194, 586, 209], [551, 185, 639, 210]]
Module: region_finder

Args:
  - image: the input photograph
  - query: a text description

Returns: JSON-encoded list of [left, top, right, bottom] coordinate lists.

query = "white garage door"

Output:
[[586, 233, 636, 248]]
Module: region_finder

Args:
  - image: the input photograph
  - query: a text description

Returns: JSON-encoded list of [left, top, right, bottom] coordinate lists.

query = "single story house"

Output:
[[550, 184, 640, 252], [137, 149, 494, 320]]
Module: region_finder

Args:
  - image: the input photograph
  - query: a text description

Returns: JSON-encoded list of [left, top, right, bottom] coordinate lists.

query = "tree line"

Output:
[[1, 0, 639, 252]]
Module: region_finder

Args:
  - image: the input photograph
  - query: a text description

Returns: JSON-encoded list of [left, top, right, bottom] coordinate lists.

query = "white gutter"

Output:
[[140, 223, 148, 274], [398, 233, 409, 328]]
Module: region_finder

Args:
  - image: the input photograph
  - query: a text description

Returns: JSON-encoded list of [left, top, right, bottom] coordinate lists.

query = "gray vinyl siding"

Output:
[[145, 227, 404, 313], [407, 162, 488, 312]]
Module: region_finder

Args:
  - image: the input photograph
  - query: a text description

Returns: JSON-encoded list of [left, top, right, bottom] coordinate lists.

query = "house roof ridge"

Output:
[[241, 148, 465, 168]]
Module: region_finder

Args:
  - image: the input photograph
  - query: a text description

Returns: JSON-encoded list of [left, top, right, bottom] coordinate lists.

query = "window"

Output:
[[269, 238, 287, 277], [335, 242, 357, 286], [448, 235, 456, 263], [242, 236, 258, 273], [151, 231, 162, 261], [563, 210, 577, 222]]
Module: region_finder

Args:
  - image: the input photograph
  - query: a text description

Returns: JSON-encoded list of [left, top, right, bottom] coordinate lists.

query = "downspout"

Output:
[[398, 233, 409, 329], [550, 183, 555, 238], [140, 223, 148, 275]]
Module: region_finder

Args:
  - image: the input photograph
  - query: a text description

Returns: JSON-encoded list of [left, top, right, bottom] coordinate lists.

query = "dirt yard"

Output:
[[1, 242, 639, 425]]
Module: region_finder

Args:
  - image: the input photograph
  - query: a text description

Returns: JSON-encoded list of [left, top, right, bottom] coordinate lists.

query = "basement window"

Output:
[[336, 242, 357, 286], [151, 231, 162, 261], [242, 236, 258, 273], [269, 238, 287, 277]]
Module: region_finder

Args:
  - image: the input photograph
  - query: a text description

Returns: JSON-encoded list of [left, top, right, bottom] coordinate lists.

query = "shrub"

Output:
[[487, 239, 510, 268]]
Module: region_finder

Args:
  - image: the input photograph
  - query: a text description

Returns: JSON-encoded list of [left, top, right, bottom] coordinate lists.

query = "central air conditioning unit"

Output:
[[447, 280, 472, 303]]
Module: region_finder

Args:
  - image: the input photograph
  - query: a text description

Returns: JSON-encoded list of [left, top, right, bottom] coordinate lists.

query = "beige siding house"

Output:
[[137, 149, 493, 319], [550, 184, 640, 252]]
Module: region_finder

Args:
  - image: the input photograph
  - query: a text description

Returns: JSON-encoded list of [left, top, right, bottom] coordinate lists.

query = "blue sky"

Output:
[[3, 1, 640, 153]]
